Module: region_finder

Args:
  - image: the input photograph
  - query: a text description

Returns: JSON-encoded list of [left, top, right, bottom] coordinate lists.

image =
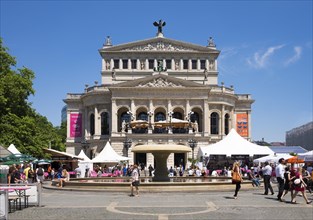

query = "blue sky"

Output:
[[1, 0, 312, 143]]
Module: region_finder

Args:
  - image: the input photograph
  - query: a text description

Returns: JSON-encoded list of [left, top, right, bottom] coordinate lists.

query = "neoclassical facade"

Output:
[[64, 25, 254, 168]]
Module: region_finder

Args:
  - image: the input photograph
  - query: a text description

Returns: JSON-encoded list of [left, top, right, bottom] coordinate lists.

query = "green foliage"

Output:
[[0, 39, 66, 158]]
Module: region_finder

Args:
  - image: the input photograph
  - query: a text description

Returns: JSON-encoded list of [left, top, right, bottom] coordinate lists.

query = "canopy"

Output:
[[91, 142, 130, 163], [253, 154, 294, 163], [0, 154, 37, 165], [199, 129, 274, 157], [7, 144, 21, 154], [43, 148, 84, 161], [77, 150, 92, 163], [286, 156, 304, 164], [298, 150, 313, 162]]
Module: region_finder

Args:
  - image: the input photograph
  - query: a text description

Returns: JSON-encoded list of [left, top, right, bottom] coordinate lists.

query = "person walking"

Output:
[[291, 167, 312, 204], [275, 158, 285, 201], [262, 161, 274, 195], [130, 164, 140, 197], [282, 166, 294, 200], [232, 161, 243, 199]]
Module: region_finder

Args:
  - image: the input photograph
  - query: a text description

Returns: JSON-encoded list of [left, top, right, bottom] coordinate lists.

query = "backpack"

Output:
[[37, 167, 44, 176]]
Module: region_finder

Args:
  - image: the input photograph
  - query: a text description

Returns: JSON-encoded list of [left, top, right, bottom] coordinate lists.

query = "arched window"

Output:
[[224, 113, 230, 135], [138, 112, 148, 121], [121, 112, 131, 123], [101, 112, 109, 135], [90, 114, 95, 136], [210, 112, 219, 134], [191, 112, 201, 132], [173, 112, 183, 120], [155, 112, 165, 122]]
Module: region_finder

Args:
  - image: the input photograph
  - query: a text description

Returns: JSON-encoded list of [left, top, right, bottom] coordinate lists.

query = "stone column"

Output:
[[221, 105, 225, 136], [171, 59, 175, 70], [94, 106, 100, 139], [203, 100, 209, 134], [136, 59, 140, 70], [197, 59, 201, 70], [145, 59, 149, 70], [167, 100, 172, 134], [67, 111, 71, 139], [84, 108, 88, 137], [102, 59, 105, 71], [128, 59, 131, 70], [188, 59, 192, 70], [110, 59, 114, 70], [119, 59, 122, 70], [111, 99, 118, 133], [248, 110, 252, 140]]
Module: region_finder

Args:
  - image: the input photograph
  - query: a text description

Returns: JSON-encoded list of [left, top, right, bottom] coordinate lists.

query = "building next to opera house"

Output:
[[64, 21, 254, 168]]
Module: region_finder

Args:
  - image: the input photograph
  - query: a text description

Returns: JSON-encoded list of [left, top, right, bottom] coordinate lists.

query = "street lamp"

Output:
[[81, 138, 89, 155], [168, 111, 173, 133], [188, 139, 197, 162], [123, 138, 132, 157]]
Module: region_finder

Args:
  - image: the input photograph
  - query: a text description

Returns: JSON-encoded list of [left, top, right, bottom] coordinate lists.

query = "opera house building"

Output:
[[64, 22, 254, 168]]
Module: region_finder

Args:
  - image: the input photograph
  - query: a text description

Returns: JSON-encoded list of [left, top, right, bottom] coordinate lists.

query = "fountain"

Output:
[[131, 144, 191, 182]]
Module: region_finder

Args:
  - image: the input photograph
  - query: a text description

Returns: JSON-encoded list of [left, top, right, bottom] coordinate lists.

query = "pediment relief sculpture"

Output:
[[122, 41, 196, 52], [137, 78, 183, 88]]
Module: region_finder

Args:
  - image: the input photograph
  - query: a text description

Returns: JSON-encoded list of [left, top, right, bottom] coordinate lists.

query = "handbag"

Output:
[[232, 172, 241, 184]]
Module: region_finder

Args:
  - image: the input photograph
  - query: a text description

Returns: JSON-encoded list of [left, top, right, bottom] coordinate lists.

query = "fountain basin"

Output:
[[132, 144, 191, 182]]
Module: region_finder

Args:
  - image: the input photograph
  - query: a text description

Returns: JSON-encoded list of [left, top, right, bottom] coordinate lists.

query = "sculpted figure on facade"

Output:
[[137, 78, 182, 88], [123, 42, 195, 52], [140, 60, 145, 70], [105, 61, 110, 70]]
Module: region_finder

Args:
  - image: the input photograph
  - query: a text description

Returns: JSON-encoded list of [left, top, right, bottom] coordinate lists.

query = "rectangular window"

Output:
[[200, 60, 206, 69], [114, 59, 119, 69], [183, 60, 188, 69], [192, 60, 197, 69], [148, 59, 154, 69], [166, 59, 172, 69], [122, 59, 128, 69], [131, 59, 137, 69]]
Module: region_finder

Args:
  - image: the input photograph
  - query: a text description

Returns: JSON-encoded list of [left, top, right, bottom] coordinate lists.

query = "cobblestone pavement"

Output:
[[8, 185, 313, 220]]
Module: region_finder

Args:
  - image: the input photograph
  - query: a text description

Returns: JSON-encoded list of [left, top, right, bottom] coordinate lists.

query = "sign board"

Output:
[[236, 113, 249, 137], [70, 113, 82, 138]]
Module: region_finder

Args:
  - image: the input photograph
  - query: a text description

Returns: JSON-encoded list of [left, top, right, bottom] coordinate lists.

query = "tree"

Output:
[[0, 39, 66, 158]]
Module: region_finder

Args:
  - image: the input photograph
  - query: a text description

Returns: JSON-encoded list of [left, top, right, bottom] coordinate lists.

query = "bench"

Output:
[[8, 196, 20, 212]]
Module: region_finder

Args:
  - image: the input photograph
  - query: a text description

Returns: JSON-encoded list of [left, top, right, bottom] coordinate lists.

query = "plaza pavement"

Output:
[[8, 181, 313, 220]]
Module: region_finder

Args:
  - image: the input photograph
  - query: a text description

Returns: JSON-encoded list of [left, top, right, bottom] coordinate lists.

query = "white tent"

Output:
[[298, 150, 313, 162], [77, 150, 91, 162], [77, 150, 93, 178], [7, 144, 21, 154], [199, 129, 274, 157], [91, 142, 130, 163], [253, 153, 294, 163]]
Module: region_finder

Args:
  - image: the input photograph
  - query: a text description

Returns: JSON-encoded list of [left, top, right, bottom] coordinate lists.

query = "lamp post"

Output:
[[123, 138, 132, 157], [188, 139, 197, 163], [148, 111, 154, 133], [187, 111, 194, 133], [168, 111, 173, 134], [81, 138, 89, 153]]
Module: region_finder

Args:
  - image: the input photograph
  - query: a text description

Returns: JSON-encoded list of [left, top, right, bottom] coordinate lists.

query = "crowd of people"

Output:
[[6, 163, 71, 188], [230, 158, 312, 204]]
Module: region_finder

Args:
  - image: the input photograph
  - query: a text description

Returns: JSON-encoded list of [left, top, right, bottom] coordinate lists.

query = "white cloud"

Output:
[[247, 44, 285, 68], [284, 46, 302, 66]]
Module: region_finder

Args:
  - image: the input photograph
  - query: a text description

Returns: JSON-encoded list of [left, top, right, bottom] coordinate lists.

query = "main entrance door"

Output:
[[174, 153, 185, 168], [135, 153, 147, 168]]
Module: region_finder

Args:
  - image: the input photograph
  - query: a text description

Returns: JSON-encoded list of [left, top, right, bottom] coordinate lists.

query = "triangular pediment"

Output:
[[110, 74, 206, 89], [100, 37, 219, 53]]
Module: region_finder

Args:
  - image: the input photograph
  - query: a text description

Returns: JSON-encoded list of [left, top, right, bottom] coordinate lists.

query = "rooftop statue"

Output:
[[153, 19, 166, 35]]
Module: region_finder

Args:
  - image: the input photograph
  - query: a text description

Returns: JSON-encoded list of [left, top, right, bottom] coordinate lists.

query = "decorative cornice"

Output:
[[122, 42, 196, 52]]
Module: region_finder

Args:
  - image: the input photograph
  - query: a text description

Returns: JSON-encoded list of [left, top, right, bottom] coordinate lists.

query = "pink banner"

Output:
[[70, 113, 82, 138]]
